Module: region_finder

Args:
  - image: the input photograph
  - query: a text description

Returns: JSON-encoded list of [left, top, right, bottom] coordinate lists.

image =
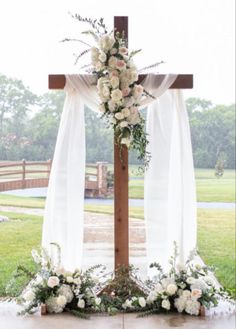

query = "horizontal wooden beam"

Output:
[[48, 74, 193, 90]]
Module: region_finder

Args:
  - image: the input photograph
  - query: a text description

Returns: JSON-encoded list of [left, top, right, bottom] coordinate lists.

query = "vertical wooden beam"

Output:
[[114, 16, 129, 269]]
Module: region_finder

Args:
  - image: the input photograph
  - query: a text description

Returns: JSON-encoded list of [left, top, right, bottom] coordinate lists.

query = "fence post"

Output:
[[47, 159, 52, 179], [22, 159, 26, 189], [97, 162, 108, 197]]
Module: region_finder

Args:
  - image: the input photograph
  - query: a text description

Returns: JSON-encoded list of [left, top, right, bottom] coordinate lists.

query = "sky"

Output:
[[0, 0, 235, 105]]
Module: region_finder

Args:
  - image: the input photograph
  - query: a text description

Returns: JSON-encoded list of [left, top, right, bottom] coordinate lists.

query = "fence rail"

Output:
[[0, 160, 108, 197]]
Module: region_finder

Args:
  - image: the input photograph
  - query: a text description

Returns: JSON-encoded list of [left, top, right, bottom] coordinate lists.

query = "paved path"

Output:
[[0, 300, 235, 329]]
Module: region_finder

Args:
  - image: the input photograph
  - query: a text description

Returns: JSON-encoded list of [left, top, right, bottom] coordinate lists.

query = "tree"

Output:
[[0, 74, 37, 159]]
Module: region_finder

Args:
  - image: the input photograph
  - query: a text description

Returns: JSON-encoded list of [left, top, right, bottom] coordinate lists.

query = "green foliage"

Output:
[[0, 74, 235, 169], [186, 98, 235, 169]]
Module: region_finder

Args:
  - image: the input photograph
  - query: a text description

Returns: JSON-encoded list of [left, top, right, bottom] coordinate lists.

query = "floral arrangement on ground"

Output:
[[7, 243, 233, 319], [63, 15, 162, 168]]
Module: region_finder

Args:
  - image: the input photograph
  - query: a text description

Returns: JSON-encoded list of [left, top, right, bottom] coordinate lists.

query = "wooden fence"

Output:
[[0, 160, 108, 197]]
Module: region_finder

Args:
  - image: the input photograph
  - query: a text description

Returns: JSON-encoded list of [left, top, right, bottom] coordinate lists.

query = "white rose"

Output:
[[121, 108, 130, 117], [124, 96, 135, 107], [127, 114, 141, 125], [57, 295, 67, 306], [97, 77, 109, 88], [186, 277, 196, 285], [110, 76, 119, 89], [130, 70, 138, 83], [99, 35, 115, 51], [166, 284, 178, 296], [108, 56, 117, 69], [138, 297, 146, 308], [108, 100, 116, 112], [115, 112, 125, 120], [66, 276, 74, 283], [120, 77, 130, 89], [119, 47, 128, 55], [111, 89, 123, 103], [98, 51, 107, 63], [23, 290, 35, 302], [124, 299, 133, 308], [116, 60, 126, 71], [77, 299, 85, 309], [191, 289, 202, 300], [120, 121, 128, 128], [47, 276, 60, 288], [132, 84, 143, 99], [109, 70, 119, 78], [95, 297, 101, 306], [102, 86, 110, 99], [161, 299, 171, 310], [122, 87, 131, 97], [182, 290, 191, 298]]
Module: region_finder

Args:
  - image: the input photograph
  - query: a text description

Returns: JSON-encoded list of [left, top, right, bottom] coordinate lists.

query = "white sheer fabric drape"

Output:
[[42, 73, 197, 275], [143, 75, 197, 274], [42, 75, 99, 271]]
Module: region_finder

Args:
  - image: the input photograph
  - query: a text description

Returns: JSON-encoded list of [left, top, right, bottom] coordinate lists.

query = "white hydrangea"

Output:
[[174, 296, 186, 313], [191, 279, 208, 292], [46, 296, 64, 313], [56, 295, 67, 307], [185, 299, 200, 316], [57, 284, 74, 303], [146, 291, 158, 304]]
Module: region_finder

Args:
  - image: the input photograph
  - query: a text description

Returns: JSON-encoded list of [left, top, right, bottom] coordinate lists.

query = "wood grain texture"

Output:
[[49, 74, 193, 89]]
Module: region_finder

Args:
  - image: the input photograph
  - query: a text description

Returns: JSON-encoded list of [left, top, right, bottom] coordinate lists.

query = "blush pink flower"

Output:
[[116, 60, 126, 70]]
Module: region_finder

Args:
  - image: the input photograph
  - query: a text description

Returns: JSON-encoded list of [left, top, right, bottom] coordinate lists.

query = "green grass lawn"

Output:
[[0, 209, 235, 297], [0, 168, 235, 207], [128, 168, 235, 202]]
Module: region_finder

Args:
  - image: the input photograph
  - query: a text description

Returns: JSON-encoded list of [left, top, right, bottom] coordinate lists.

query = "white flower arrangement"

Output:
[[14, 244, 232, 318], [62, 15, 157, 168]]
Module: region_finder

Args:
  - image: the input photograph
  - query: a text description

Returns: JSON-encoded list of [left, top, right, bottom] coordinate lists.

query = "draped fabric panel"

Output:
[[42, 74, 197, 274], [42, 75, 100, 271], [144, 88, 197, 275]]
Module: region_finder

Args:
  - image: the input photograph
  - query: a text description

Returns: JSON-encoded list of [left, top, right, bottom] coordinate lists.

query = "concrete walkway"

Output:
[[0, 300, 235, 329]]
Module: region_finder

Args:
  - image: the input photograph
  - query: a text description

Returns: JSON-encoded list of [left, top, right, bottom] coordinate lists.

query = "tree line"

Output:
[[0, 74, 235, 168]]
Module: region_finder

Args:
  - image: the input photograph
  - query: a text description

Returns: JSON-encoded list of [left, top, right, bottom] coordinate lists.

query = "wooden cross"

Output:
[[48, 16, 193, 271]]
